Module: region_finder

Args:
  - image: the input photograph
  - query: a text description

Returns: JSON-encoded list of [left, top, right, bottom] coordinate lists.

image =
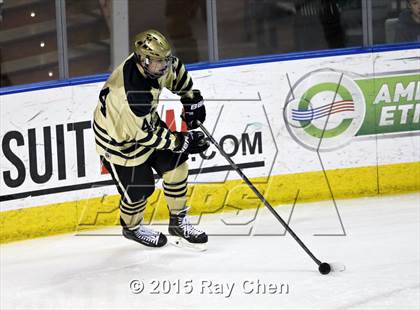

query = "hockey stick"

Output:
[[198, 121, 341, 275]]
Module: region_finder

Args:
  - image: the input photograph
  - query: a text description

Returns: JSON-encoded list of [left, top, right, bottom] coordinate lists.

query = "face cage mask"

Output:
[[140, 55, 173, 79]]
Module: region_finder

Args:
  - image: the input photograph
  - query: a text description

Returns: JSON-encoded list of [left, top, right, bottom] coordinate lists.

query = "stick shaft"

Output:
[[198, 122, 322, 266]]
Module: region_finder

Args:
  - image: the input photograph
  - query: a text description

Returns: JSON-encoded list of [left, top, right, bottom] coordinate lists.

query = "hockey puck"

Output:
[[318, 262, 331, 275]]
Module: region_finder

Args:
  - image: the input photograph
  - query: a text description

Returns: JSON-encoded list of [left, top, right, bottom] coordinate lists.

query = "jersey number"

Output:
[[142, 119, 155, 132], [99, 87, 110, 117]]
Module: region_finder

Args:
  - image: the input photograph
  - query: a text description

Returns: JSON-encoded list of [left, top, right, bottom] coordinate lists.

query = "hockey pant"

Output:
[[101, 150, 189, 230]]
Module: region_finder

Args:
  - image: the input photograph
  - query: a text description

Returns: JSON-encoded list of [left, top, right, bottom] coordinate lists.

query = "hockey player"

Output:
[[93, 30, 209, 248]]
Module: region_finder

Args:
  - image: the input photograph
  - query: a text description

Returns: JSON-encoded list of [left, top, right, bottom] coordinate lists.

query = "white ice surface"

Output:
[[1, 193, 419, 310]]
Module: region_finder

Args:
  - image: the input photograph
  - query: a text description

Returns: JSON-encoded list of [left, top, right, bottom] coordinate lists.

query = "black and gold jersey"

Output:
[[93, 54, 193, 166]]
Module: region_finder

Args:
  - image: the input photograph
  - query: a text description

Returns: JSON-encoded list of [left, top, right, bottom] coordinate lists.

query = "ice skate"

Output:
[[168, 209, 208, 251], [122, 225, 167, 247]]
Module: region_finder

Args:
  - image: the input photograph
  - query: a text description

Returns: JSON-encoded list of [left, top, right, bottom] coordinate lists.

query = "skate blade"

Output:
[[168, 236, 207, 252], [330, 262, 346, 272]]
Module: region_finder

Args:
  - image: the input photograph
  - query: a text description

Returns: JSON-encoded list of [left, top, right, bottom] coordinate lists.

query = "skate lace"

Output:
[[134, 226, 160, 245], [179, 216, 203, 237]]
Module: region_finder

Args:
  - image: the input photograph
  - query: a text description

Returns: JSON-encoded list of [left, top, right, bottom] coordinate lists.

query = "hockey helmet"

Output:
[[134, 30, 173, 79]]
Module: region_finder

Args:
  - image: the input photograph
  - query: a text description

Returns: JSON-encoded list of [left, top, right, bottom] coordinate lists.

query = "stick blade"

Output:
[[330, 262, 346, 272]]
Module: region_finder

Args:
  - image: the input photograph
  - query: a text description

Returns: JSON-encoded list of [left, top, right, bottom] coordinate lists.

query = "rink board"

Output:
[[1, 48, 419, 242]]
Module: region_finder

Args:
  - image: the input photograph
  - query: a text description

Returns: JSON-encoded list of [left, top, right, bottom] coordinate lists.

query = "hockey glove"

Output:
[[181, 89, 206, 130], [174, 131, 210, 154]]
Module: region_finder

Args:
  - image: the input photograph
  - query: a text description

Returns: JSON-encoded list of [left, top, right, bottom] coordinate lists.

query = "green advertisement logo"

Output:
[[284, 71, 420, 151], [356, 74, 420, 135]]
